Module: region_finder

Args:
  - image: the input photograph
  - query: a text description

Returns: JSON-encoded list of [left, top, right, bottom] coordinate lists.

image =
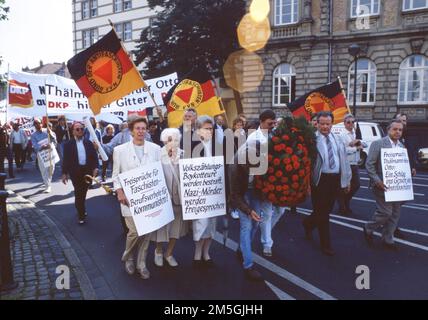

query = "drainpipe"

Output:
[[328, 0, 333, 82]]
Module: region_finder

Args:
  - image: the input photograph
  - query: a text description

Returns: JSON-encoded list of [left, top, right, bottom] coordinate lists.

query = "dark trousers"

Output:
[[7, 147, 14, 177], [12, 144, 25, 169], [338, 165, 360, 211], [71, 165, 91, 220], [305, 173, 340, 249]]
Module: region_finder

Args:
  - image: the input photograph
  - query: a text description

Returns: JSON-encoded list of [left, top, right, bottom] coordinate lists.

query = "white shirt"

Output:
[[389, 138, 401, 148], [76, 139, 86, 165], [247, 126, 269, 145], [340, 129, 360, 165], [11, 130, 23, 144], [134, 145, 145, 162], [320, 133, 340, 174], [202, 139, 212, 157]]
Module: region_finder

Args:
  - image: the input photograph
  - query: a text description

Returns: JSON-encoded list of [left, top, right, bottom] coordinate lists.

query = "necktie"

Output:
[[325, 135, 335, 169]]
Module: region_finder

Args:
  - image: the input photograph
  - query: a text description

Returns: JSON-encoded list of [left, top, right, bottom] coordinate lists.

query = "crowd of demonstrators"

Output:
[[2, 103, 417, 284]]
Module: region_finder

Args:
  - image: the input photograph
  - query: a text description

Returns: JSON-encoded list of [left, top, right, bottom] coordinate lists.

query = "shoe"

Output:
[[203, 258, 215, 268], [139, 267, 150, 279], [382, 242, 398, 251], [154, 250, 164, 267], [44, 187, 51, 193], [236, 249, 243, 263], [78, 219, 85, 225], [192, 259, 204, 268], [125, 260, 135, 275], [394, 228, 405, 240], [164, 255, 178, 267], [363, 225, 373, 245], [231, 210, 240, 219], [262, 247, 272, 257], [302, 220, 313, 241], [321, 247, 335, 256], [245, 267, 263, 281]]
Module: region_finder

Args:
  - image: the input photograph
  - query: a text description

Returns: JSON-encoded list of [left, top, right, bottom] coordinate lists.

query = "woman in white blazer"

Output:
[[112, 117, 161, 280], [151, 128, 189, 268]]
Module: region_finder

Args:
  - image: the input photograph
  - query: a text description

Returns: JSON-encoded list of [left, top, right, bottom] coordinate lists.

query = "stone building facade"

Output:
[[241, 0, 428, 135]]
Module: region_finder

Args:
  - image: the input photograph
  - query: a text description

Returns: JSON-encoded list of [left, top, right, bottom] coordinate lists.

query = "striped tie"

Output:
[[325, 135, 335, 169]]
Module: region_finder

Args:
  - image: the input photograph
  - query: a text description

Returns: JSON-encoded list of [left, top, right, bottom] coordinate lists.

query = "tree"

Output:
[[134, 0, 246, 79]]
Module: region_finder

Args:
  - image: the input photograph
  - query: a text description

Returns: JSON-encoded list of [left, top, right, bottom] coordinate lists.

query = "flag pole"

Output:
[[337, 76, 352, 115], [108, 21, 161, 115]]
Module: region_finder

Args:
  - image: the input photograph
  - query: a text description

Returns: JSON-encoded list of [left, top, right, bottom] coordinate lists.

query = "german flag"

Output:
[[163, 69, 224, 128], [287, 80, 350, 124], [67, 29, 146, 115]]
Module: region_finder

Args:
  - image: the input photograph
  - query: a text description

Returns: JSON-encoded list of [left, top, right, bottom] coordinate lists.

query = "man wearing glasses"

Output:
[[337, 114, 367, 216], [62, 122, 98, 224]]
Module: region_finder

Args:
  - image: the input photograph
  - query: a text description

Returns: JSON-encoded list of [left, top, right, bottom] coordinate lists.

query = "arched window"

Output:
[[398, 55, 428, 104], [272, 63, 296, 106], [347, 58, 376, 105]]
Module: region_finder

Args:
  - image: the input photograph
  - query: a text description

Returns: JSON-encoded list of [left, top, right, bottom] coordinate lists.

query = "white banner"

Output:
[[381, 148, 414, 202], [8, 71, 178, 121], [179, 156, 226, 221], [118, 161, 174, 236], [37, 144, 60, 169]]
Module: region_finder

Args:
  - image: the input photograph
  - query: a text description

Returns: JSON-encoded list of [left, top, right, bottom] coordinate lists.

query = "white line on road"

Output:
[[360, 177, 428, 187], [297, 209, 428, 252], [359, 185, 425, 197], [213, 232, 336, 300], [353, 196, 428, 212], [297, 207, 428, 238], [265, 281, 296, 300]]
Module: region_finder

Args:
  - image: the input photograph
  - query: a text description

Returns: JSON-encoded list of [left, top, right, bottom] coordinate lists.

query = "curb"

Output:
[[7, 190, 97, 300]]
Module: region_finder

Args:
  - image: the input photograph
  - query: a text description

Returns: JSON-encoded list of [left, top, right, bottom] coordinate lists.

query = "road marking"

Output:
[[359, 186, 425, 197], [265, 281, 296, 300], [213, 232, 336, 300], [359, 177, 428, 188], [297, 207, 428, 238], [296, 209, 428, 252], [353, 196, 428, 212]]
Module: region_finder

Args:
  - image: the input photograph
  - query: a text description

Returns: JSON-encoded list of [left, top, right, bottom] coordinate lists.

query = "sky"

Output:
[[0, 0, 73, 74]]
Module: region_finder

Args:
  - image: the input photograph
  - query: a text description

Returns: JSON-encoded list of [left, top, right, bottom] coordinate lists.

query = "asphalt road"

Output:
[[5, 161, 428, 300]]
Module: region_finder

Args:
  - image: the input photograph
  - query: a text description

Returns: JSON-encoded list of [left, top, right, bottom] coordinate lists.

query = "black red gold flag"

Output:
[[67, 29, 146, 115]]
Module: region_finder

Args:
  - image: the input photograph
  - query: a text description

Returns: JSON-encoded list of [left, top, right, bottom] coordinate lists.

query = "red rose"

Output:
[[299, 169, 305, 177], [275, 171, 283, 178], [282, 135, 290, 141], [293, 162, 300, 170], [262, 187, 269, 193], [268, 194, 276, 202], [274, 145, 282, 152], [275, 185, 282, 192], [283, 185, 289, 190], [292, 175, 299, 182], [283, 157, 291, 165], [268, 155, 273, 162], [268, 167, 274, 174], [281, 177, 288, 183], [272, 136, 280, 143], [269, 185, 275, 191], [291, 155, 299, 162], [286, 147, 293, 154], [286, 165, 293, 172], [268, 176, 276, 183], [273, 158, 281, 166], [298, 136, 304, 142], [292, 182, 299, 189]]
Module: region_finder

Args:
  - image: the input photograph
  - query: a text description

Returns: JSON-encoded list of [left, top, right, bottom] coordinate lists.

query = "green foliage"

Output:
[[134, 0, 246, 78]]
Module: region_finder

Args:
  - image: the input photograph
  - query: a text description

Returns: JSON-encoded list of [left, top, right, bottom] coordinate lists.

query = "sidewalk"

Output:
[[0, 191, 96, 300]]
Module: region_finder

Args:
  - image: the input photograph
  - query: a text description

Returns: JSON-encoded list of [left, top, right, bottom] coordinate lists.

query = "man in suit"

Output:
[[303, 111, 352, 256], [363, 120, 408, 251], [62, 122, 98, 224]]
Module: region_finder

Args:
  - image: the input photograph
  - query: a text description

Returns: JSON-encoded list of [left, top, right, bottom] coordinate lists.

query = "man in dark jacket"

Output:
[[62, 122, 98, 224]]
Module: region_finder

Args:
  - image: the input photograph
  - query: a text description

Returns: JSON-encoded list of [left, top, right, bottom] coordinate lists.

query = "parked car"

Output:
[[332, 121, 385, 168], [418, 147, 428, 168]]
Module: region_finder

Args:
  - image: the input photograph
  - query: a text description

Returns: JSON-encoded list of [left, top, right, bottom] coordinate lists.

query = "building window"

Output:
[[82, 1, 89, 19], [82, 28, 98, 48], [403, 0, 428, 11], [273, 63, 296, 106], [114, 22, 132, 41], [398, 55, 428, 104], [274, 0, 299, 26], [351, 0, 380, 17], [82, 0, 97, 19], [114, 0, 132, 12], [348, 58, 376, 105]]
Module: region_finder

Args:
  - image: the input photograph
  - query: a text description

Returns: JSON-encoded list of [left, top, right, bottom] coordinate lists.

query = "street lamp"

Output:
[[348, 44, 362, 140], [348, 44, 361, 118]]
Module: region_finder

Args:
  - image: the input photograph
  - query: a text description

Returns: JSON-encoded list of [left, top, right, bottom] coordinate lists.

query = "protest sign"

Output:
[[381, 148, 414, 202], [118, 161, 174, 236], [179, 156, 226, 221], [37, 144, 60, 169]]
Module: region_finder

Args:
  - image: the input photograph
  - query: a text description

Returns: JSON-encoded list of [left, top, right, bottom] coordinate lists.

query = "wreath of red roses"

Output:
[[254, 117, 317, 206]]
